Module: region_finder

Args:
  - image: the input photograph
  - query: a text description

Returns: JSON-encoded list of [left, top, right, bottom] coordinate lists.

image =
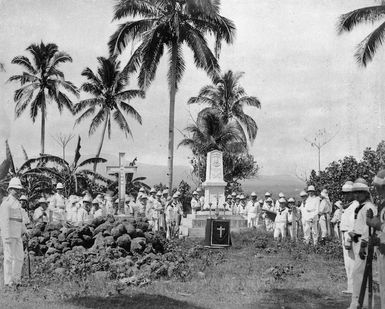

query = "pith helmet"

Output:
[[342, 181, 354, 192], [251, 192, 257, 197], [352, 178, 370, 192], [300, 190, 308, 197], [56, 183, 64, 189], [307, 185, 315, 192]]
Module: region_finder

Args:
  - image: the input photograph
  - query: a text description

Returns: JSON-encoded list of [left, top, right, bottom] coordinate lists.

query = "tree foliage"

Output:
[[308, 140, 385, 202]]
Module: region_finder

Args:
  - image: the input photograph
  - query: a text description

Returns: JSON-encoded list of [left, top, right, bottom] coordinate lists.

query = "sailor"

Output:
[[263, 192, 272, 205], [123, 194, 134, 216], [148, 187, 157, 202], [366, 170, 385, 309], [92, 198, 103, 218], [298, 190, 308, 235], [274, 197, 288, 241], [76, 196, 93, 226], [246, 192, 259, 228], [104, 192, 114, 215], [19, 195, 30, 225], [348, 178, 377, 309], [319, 189, 332, 243], [303, 185, 320, 245], [165, 193, 183, 239], [275, 192, 285, 211], [191, 191, 200, 214], [330, 201, 342, 240], [0, 177, 26, 287], [49, 183, 66, 224], [196, 188, 205, 210], [238, 195, 247, 218], [339, 181, 357, 295], [33, 197, 49, 223], [161, 189, 169, 206], [262, 197, 275, 232], [287, 197, 297, 241], [136, 195, 147, 219], [152, 191, 164, 231], [65, 195, 79, 224]]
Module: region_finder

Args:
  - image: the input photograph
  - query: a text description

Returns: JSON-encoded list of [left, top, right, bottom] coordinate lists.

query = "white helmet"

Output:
[[8, 177, 23, 190], [288, 197, 295, 203], [19, 195, 28, 201], [56, 183, 64, 189], [251, 192, 257, 197], [278, 192, 285, 198], [342, 181, 353, 193], [83, 196, 92, 203], [307, 185, 315, 192], [299, 190, 308, 197]]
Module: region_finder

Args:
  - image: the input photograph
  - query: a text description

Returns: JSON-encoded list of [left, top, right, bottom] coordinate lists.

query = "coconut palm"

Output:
[[178, 110, 247, 155], [338, 2, 385, 66], [109, 0, 235, 192], [188, 70, 261, 143], [8, 42, 79, 154], [74, 56, 145, 173]]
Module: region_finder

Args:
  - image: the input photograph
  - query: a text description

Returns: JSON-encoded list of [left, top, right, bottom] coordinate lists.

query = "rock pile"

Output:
[[25, 216, 191, 286]]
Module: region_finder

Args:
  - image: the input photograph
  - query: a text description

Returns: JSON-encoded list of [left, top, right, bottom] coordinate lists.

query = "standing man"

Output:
[[367, 169, 385, 309], [191, 191, 200, 214], [287, 198, 297, 241], [19, 195, 30, 225], [298, 191, 308, 236], [275, 192, 285, 211], [246, 192, 259, 228], [33, 198, 49, 223], [303, 185, 320, 245], [348, 178, 377, 309], [262, 197, 275, 232], [330, 201, 343, 240], [49, 183, 66, 224], [319, 189, 332, 244], [0, 177, 26, 287], [274, 198, 288, 242]]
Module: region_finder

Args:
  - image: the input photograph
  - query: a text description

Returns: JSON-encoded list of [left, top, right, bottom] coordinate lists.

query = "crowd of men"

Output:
[[1, 173, 385, 309]]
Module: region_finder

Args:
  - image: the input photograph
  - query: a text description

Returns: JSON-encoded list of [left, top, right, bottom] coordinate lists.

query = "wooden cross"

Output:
[[106, 152, 137, 213]]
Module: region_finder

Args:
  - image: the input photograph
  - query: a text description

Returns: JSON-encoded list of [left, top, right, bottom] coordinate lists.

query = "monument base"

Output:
[[179, 213, 247, 238]]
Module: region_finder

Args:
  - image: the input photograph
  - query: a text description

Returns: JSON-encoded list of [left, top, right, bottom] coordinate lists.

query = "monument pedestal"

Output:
[[180, 213, 247, 238]]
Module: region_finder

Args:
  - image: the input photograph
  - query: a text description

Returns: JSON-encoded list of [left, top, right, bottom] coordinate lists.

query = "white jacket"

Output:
[[0, 195, 26, 238], [340, 201, 358, 232], [302, 196, 320, 222]]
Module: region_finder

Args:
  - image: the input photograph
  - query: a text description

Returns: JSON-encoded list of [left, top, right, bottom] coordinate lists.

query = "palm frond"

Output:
[[338, 5, 385, 33], [234, 96, 261, 108], [11, 56, 37, 74], [75, 106, 96, 126], [119, 101, 142, 124], [78, 157, 107, 168], [112, 0, 160, 21], [355, 21, 385, 66], [115, 89, 145, 101], [112, 108, 132, 137], [89, 108, 107, 136]]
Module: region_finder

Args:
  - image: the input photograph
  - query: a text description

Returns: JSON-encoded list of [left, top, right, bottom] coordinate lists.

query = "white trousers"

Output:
[[2, 237, 24, 285], [319, 215, 329, 238], [288, 223, 297, 241], [274, 222, 286, 239], [303, 220, 318, 245], [247, 213, 257, 228], [342, 232, 355, 293], [265, 218, 274, 232], [349, 239, 368, 308]]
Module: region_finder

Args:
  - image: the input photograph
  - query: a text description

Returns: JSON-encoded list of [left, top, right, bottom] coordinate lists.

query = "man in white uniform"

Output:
[[348, 178, 377, 309], [262, 197, 275, 232], [49, 183, 66, 224], [190, 191, 200, 214], [303, 185, 320, 245], [33, 198, 49, 223], [0, 177, 26, 287], [367, 169, 385, 309], [319, 189, 332, 243], [339, 181, 357, 295], [246, 192, 259, 228], [274, 198, 288, 241]]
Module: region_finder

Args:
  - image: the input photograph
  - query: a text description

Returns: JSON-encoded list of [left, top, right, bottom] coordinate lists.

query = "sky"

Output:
[[0, 0, 385, 178]]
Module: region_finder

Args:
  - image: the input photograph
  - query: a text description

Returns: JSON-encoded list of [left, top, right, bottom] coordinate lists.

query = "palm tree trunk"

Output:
[[167, 42, 178, 195], [93, 116, 109, 173], [41, 100, 45, 155]]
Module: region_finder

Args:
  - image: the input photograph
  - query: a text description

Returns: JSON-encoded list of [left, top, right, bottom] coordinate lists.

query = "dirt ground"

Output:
[[0, 231, 381, 309]]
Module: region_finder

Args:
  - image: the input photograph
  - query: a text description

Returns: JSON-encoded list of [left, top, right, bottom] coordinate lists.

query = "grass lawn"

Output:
[[0, 230, 380, 309]]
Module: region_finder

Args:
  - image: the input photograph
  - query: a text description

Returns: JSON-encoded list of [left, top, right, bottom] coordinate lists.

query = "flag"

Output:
[[5, 140, 15, 174], [0, 140, 14, 181]]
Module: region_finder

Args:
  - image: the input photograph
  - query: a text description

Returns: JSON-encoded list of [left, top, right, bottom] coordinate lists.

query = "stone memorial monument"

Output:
[[179, 150, 247, 237], [202, 150, 227, 209]]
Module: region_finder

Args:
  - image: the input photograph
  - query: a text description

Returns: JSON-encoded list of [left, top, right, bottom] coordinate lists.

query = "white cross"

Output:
[[106, 153, 137, 209], [217, 225, 225, 238]]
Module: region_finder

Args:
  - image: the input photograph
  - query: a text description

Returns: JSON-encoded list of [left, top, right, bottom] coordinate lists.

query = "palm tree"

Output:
[[188, 70, 261, 143], [109, 0, 235, 193], [9, 42, 79, 154], [178, 110, 247, 183], [338, 3, 385, 66], [74, 56, 145, 173]]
